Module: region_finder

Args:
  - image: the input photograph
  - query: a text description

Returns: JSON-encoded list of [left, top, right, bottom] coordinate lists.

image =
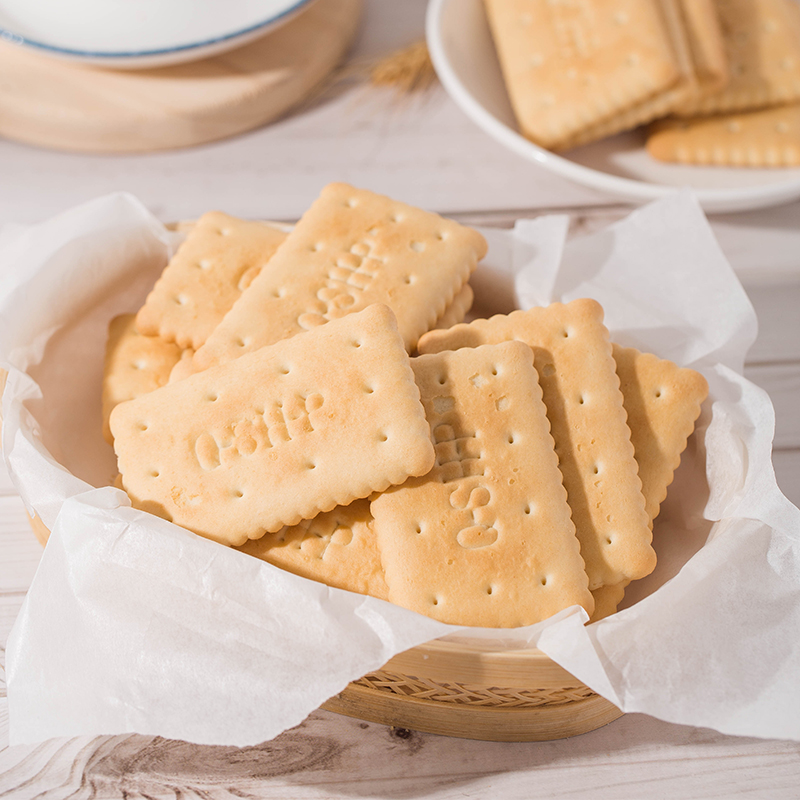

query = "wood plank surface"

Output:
[[1, 0, 799, 795]]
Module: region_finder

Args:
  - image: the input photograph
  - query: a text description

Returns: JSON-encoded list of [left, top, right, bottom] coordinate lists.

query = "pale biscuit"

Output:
[[589, 346, 708, 619], [111, 304, 435, 547], [614, 344, 708, 522], [484, 0, 682, 149], [187, 184, 487, 374], [677, 0, 800, 116], [102, 314, 183, 444], [237, 499, 389, 600], [167, 348, 196, 384], [136, 212, 287, 350], [560, 0, 728, 149], [647, 103, 800, 166], [433, 282, 474, 331], [418, 298, 655, 590], [590, 581, 630, 622], [372, 342, 593, 627]]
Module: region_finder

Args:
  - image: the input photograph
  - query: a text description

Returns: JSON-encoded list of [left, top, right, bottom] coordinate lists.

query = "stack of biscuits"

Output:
[[483, 0, 800, 167], [105, 183, 708, 627]]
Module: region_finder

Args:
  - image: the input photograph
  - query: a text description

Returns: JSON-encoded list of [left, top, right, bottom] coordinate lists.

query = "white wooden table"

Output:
[[2, 1, 800, 796]]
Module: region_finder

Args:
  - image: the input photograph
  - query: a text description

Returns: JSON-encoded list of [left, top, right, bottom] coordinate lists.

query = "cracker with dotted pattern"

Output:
[[647, 103, 800, 166], [102, 314, 183, 444], [371, 342, 593, 627], [187, 184, 487, 374], [676, 0, 800, 116], [483, 0, 682, 149], [433, 282, 474, 331], [110, 304, 435, 547], [589, 346, 708, 620], [561, 0, 728, 149], [418, 298, 655, 590], [236, 499, 388, 600], [136, 212, 287, 350], [614, 344, 708, 523]]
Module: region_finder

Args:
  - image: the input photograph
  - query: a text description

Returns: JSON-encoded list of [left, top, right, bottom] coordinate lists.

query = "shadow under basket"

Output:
[[25, 503, 621, 742]]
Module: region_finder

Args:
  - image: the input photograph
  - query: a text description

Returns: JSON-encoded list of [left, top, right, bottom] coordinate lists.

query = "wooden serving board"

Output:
[[0, 0, 362, 153]]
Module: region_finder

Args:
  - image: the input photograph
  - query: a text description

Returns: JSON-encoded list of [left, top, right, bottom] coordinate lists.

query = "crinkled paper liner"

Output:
[[1, 191, 798, 746]]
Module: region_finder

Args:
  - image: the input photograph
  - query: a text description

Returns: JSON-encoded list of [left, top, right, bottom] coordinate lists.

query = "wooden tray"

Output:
[[0, 0, 362, 153]]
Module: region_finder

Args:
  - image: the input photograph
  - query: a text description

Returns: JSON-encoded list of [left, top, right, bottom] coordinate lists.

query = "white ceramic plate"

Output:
[[426, 0, 800, 213], [0, 0, 316, 69]]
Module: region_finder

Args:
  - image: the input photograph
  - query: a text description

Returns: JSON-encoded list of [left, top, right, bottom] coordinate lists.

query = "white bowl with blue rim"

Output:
[[0, 0, 317, 69]]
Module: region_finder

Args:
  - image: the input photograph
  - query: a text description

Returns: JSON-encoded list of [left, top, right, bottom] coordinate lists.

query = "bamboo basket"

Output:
[[0, 212, 625, 742]]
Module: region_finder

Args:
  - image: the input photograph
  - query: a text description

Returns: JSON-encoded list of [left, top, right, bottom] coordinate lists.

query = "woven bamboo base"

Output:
[[323, 639, 623, 741]]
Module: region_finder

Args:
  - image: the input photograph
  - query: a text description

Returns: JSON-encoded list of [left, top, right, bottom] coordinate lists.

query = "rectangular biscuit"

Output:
[[236, 499, 388, 600], [484, 0, 682, 149], [188, 184, 487, 374], [560, 0, 728, 149], [647, 104, 800, 166], [111, 304, 435, 546], [590, 346, 708, 620], [102, 314, 183, 444], [136, 212, 287, 350], [676, 0, 800, 116], [614, 344, 708, 523], [418, 298, 655, 590], [371, 342, 593, 627], [433, 282, 474, 331]]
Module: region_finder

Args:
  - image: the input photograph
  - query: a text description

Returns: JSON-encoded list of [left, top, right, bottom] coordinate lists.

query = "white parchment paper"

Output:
[[2, 191, 799, 745]]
